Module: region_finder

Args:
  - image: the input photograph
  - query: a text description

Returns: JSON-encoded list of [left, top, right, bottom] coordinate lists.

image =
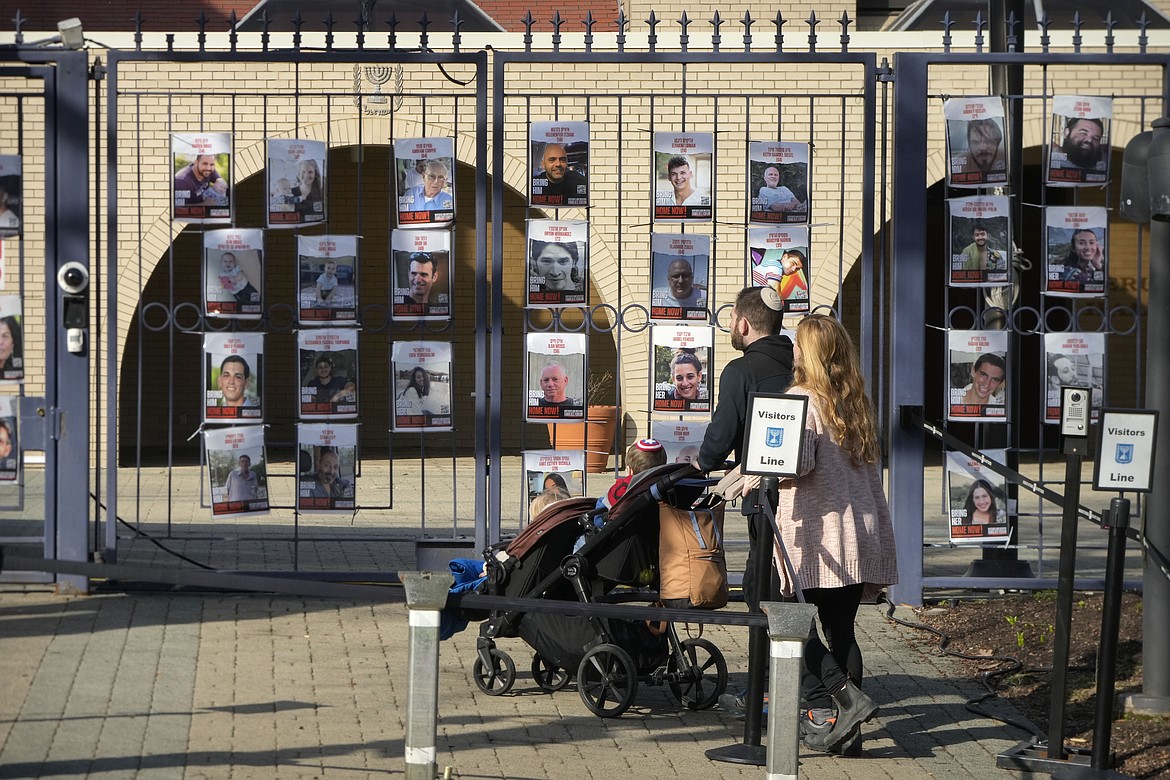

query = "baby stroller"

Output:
[[472, 463, 730, 718]]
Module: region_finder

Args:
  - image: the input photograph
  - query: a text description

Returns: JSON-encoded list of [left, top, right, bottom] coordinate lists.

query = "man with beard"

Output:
[[174, 153, 225, 206], [1055, 117, 1105, 170], [533, 142, 587, 202], [652, 258, 706, 308], [306, 447, 352, 499], [960, 223, 1004, 272], [960, 118, 1006, 177], [305, 355, 355, 404]]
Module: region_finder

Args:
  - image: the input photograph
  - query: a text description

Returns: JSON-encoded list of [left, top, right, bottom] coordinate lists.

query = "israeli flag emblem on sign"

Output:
[[1116, 443, 1134, 465], [766, 427, 784, 448]]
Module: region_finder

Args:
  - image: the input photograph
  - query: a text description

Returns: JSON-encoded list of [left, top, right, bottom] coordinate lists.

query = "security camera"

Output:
[[57, 262, 89, 296], [1070, 391, 1083, 403]]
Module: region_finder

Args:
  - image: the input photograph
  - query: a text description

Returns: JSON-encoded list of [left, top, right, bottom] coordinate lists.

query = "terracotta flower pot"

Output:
[[547, 405, 620, 473]]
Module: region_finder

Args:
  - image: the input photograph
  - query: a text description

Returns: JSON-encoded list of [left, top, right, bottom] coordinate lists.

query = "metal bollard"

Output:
[[761, 601, 819, 780], [402, 570, 453, 780]]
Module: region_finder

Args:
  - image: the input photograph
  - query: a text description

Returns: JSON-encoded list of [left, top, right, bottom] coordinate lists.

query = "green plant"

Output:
[[1006, 615, 1026, 649]]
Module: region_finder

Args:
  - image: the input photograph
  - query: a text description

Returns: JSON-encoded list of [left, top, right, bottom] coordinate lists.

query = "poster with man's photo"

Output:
[[652, 325, 713, 415], [650, 232, 709, 321], [947, 196, 1010, 287], [0, 295, 24, 382], [1044, 332, 1105, 424], [523, 449, 586, 523], [172, 132, 232, 223], [1046, 96, 1111, 186], [527, 219, 588, 308], [298, 328, 358, 419], [0, 155, 22, 238], [945, 97, 1008, 188], [394, 137, 455, 227], [298, 235, 358, 324], [392, 228, 451, 321], [946, 449, 1010, 544], [748, 226, 811, 313], [748, 141, 809, 225], [651, 420, 708, 466], [530, 121, 589, 208], [267, 138, 326, 228], [204, 228, 263, 319], [204, 332, 264, 423], [0, 394, 18, 482], [297, 423, 357, 513], [1044, 206, 1107, 297], [204, 424, 269, 518], [525, 332, 586, 423], [653, 132, 713, 222], [391, 341, 453, 433], [946, 330, 1008, 422]]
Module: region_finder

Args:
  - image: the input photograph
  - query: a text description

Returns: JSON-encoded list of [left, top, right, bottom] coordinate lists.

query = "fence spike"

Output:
[[1072, 11, 1083, 52], [838, 10, 851, 52], [679, 10, 691, 51], [197, 9, 207, 51], [616, 8, 627, 50], [293, 10, 304, 50], [1138, 11, 1149, 53], [523, 10, 534, 51], [325, 11, 336, 51], [387, 12, 399, 50], [261, 9, 271, 51], [1105, 11, 1116, 53], [452, 9, 463, 51], [647, 10, 658, 52], [773, 11, 785, 52], [710, 11, 722, 51], [166, 32, 175, 53], [1005, 10, 1017, 52], [584, 11, 595, 52], [419, 11, 431, 50], [741, 10, 753, 51], [806, 11, 818, 53], [1039, 13, 1050, 52], [133, 9, 143, 50], [354, 7, 366, 50], [973, 10, 985, 53], [941, 11, 953, 53], [552, 10, 563, 52], [11, 9, 25, 45]]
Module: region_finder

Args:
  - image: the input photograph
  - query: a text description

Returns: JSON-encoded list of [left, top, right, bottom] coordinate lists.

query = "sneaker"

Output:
[[718, 691, 768, 719], [799, 707, 836, 749]]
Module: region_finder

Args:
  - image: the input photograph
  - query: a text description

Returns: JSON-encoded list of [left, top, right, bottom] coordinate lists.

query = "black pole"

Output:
[[1092, 497, 1131, 770]]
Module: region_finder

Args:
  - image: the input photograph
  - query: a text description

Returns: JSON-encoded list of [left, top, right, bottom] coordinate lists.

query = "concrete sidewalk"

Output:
[[0, 587, 1039, 780]]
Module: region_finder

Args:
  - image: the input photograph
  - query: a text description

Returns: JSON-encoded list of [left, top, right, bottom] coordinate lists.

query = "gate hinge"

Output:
[[877, 58, 894, 83], [91, 61, 106, 81]]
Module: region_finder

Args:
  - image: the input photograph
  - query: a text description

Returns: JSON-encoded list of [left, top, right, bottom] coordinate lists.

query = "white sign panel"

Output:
[[740, 393, 808, 478], [1094, 410, 1158, 493]]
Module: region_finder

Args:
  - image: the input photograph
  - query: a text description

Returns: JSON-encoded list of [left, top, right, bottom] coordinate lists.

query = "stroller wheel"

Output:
[[668, 637, 728, 711], [531, 654, 571, 692], [577, 643, 638, 718], [473, 648, 516, 696]]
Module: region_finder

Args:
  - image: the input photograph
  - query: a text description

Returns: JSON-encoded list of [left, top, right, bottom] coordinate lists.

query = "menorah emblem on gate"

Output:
[[353, 64, 404, 115]]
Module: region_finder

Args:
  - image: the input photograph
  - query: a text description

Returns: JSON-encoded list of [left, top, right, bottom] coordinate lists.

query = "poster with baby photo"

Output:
[[172, 132, 232, 223], [651, 420, 708, 466], [204, 229, 263, 319], [530, 121, 590, 208], [650, 232, 710, 322], [0, 155, 22, 238], [748, 142, 810, 225], [523, 449, 585, 523], [298, 329, 359, 419], [945, 97, 1008, 188], [653, 132, 714, 223], [652, 325, 713, 415], [267, 138, 326, 228], [948, 196, 1010, 287], [525, 332, 586, 424], [394, 137, 455, 227], [204, 332, 264, 424], [748, 226, 811, 313], [946, 330, 1008, 422], [0, 295, 24, 382], [297, 423, 357, 513], [391, 228, 451, 321], [527, 219, 588, 308], [1044, 332, 1105, 424], [1044, 206, 1107, 297], [0, 394, 17, 482], [946, 449, 1010, 544], [1047, 96, 1112, 186], [204, 424, 269, 518], [298, 235, 358, 324], [391, 341, 453, 433]]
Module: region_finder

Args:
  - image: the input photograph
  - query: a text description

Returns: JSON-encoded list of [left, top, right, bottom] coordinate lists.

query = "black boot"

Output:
[[802, 680, 877, 753]]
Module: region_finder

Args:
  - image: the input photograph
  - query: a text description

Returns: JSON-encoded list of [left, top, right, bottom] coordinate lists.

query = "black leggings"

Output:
[[800, 583, 864, 708]]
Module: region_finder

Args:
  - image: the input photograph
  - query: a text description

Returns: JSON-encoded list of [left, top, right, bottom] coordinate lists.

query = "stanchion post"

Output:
[[402, 570, 452, 780], [762, 601, 819, 780], [1092, 497, 1131, 771]]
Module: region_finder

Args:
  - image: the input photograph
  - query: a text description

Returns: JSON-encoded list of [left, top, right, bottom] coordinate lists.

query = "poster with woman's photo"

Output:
[[527, 219, 587, 308], [0, 395, 18, 482], [946, 330, 1008, 422], [523, 449, 585, 523], [945, 97, 1008, 188], [204, 229, 263, 319], [391, 228, 451, 320], [394, 137, 455, 227], [748, 226, 811, 313], [298, 235, 358, 324], [298, 329, 358, 419], [391, 341, 453, 432], [650, 232, 709, 321], [748, 142, 809, 225], [297, 423, 357, 513], [1044, 332, 1105, 424], [525, 332, 586, 423], [172, 132, 232, 223], [946, 449, 1010, 544], [948, 196, 1010, 287], [1044, 206, 1107, 297], [1047, 96, 1111, 186], [530, 121, 589, 208], [204, 332, 264, 423], [204, 424, 269, 518], [0, 155, 23, 238], [651, 420, 708, 465], [652, 325, 713, 415], [653, 132, 713, 222], [267, 138, 326, 227], [0, 295, 24, 382]]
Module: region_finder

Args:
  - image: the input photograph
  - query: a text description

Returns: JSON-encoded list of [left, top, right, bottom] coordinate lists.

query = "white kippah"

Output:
[[760, 286, 783, 311]]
